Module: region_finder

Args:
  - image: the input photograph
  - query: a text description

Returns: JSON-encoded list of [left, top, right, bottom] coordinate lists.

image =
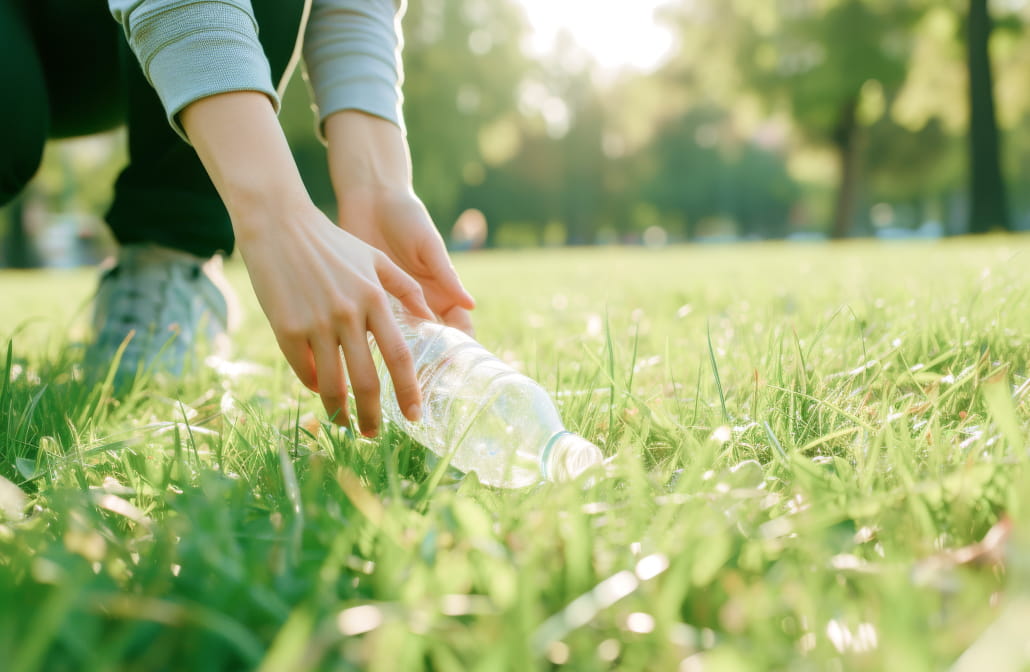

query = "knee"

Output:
[[0, 130, 45, 205]]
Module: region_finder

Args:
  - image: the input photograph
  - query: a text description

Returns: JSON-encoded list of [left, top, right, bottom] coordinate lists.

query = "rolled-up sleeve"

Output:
[[109, 0, 279, 142], [303, 0, 405, 131]]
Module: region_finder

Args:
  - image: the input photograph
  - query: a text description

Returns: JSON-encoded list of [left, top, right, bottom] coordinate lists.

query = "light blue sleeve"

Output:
[[303, 0, 406, 132], [108, 0, 279, 142]]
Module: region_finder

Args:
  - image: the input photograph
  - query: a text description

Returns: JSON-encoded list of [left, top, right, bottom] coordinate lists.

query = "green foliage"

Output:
[[402, 0, 533, 226], [747, 0, 919, 138], [12, 0, 1030, 258], [639, 106, 800, 239], [2, 238, 1030, 669]]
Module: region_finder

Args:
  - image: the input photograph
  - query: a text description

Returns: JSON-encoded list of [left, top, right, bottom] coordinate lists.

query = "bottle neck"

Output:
[[540, 431, 602, 482], [539, 430, 571, 481]]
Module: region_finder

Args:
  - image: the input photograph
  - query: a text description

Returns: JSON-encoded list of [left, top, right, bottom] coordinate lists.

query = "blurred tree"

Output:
[[401, 0, 532, 230], [868, 5, 967, 234], [732, 142, 800, 238], [863, 115, 964, 232], [557, 77, 606, 244], [639, 106, 797, 240], [457, 67, 610, 246], [534, 35, 612, 246], [640, 107, 730, 240], [458, 32, 630, 246], [659, 0, 926, 238], [966, 0, 1010, 232], [459, 133, 561, 247], [743, 0, 921, 238]]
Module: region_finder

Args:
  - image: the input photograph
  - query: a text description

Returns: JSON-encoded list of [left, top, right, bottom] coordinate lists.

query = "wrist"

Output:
[[325, 110, 412, 191], [222, 171, 311, 224], [229, 190, 322, 247]]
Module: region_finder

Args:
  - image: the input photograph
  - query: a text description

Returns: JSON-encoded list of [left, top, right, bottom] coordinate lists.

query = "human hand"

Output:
[[235, 200, 433, 435], [336, 187, 476, 335], [325, 112, 476, 335], [181, 92, 434, 435]]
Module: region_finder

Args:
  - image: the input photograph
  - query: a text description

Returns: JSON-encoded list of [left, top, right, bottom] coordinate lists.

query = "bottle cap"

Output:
[[541, 431, 604, 482]]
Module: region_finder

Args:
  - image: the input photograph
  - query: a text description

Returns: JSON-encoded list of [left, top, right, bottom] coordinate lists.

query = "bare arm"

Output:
[[180, 91, 432, 436], [325, 110, 476, 334]]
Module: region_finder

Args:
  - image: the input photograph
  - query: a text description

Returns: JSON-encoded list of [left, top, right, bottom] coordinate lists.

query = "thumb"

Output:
[[374, 252, 434, 321], [440, 304, 475, 337], [423, 241, 476, 310]]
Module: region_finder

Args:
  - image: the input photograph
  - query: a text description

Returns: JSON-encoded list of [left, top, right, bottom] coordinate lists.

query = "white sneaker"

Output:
[[88, 244, 239, 379]]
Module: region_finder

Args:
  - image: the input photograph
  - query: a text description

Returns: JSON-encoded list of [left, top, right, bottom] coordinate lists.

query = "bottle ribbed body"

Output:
[[373, 314, 602, 488]]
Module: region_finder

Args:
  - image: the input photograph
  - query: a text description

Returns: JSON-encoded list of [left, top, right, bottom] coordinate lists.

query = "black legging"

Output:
[[0, 0, 306, 258]]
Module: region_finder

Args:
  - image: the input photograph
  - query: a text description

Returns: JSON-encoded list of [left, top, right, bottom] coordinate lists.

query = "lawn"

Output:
[[1, 239, 1028, 671]]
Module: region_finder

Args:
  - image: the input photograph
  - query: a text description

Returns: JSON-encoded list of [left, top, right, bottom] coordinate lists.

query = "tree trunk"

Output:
[[830, 97, 862, 239], [967, 0, 1010, 233]]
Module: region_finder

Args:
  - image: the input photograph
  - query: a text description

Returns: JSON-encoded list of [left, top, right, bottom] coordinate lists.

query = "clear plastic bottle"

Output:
[[371, 308, 603, 488]]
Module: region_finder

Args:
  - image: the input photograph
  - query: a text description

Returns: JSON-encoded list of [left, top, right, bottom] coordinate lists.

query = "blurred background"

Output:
[[3, 0, 1030, 268]]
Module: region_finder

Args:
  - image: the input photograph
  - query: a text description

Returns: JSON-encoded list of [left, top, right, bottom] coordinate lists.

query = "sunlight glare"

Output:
[[518, 0, 676, 72]]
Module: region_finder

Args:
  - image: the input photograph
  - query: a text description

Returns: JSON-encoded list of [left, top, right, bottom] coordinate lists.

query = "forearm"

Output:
[[324, 110, 412, 194], [180, 91, 310, 235]]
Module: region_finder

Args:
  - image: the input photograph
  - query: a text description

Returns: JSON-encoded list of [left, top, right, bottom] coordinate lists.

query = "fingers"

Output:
[[312, 337, 350, 427], [277, 335, 319, 392], [368, 307, 423, 424], [375, 253, 434, 321], [439, 304, 475, 337], [423, 241, 476, 310], [339, 324, 383, 437]]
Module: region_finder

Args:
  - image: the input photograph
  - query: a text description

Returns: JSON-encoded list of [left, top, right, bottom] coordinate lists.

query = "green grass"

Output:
[[1, 238, 1029, 671]]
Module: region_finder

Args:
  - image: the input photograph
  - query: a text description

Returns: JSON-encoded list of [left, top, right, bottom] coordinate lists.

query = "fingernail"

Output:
[[361, 425, 379, 438], [406, 404, 422, 422]]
